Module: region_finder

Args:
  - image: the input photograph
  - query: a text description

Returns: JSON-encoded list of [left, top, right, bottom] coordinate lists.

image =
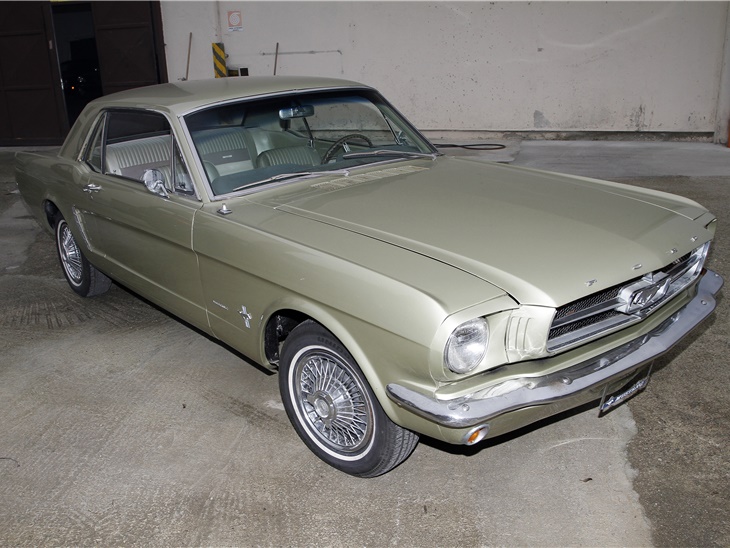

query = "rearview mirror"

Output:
[[142, 169, 169, 198], [279, 105, 314, 119]]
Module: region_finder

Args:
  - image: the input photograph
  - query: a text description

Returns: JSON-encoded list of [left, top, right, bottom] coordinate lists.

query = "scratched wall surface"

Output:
[[160, 2, 728, 134]]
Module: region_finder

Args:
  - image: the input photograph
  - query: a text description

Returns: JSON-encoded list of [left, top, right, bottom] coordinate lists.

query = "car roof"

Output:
[[87, 76, 371, 115]]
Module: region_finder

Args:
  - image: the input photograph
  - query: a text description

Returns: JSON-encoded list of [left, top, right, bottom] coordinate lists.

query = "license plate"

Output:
[[599, 366, 652, 415]]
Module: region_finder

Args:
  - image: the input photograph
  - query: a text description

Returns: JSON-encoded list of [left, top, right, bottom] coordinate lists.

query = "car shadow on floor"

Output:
[[419, 400, 601, 457], [109, 281, 277, 377]]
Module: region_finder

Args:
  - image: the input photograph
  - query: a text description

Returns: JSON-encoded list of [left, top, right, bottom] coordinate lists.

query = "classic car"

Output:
[[15, 76, 723, 477]]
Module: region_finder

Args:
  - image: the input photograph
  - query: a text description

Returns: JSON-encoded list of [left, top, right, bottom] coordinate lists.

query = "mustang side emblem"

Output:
[[239, 305, 253, 328]]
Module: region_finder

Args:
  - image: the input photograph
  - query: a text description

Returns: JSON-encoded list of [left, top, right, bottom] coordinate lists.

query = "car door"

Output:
[[80, 108, 208, 331]]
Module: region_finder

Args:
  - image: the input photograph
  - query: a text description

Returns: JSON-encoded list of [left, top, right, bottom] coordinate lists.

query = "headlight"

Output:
[[444, 318, 489, 374]]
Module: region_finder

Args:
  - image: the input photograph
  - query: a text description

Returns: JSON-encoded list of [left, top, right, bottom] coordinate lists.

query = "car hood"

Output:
[[253, 157, 711, 306]]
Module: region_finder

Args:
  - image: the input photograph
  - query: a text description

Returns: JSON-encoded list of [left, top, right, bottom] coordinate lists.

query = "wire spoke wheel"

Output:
[[294, 351, 373, 454], [279, 321, 419, 477], [58, 221, 84, 285], [53, 211, 112, 297]]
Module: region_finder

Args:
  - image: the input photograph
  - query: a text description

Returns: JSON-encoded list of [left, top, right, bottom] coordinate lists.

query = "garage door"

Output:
[[92, 2, 167, 96]]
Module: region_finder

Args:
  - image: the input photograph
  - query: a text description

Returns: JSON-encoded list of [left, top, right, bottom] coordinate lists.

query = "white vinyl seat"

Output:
[[104, 135, 171, 181], [191, 127, 255, 179]]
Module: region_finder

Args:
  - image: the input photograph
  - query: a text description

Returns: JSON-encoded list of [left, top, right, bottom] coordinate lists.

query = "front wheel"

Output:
[[54, 212, 112, 297], [279, 321, 418, 477]]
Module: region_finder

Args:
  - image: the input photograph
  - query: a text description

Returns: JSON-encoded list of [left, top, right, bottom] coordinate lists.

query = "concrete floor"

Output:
[[0, 141, 728, 546]]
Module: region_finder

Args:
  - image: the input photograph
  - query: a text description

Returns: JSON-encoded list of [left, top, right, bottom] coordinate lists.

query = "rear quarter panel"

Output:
[[15, 150, 85, 234]]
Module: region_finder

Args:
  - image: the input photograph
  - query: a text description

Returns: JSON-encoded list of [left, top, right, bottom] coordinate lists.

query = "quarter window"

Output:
[[85, 115, 105, 173]]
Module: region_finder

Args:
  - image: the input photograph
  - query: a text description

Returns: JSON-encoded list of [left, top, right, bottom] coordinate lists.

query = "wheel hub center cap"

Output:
[[313, 394, 333, 419]]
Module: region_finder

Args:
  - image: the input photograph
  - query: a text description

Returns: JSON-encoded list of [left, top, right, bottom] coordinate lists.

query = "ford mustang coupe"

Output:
[[15, 76, 723, 477]]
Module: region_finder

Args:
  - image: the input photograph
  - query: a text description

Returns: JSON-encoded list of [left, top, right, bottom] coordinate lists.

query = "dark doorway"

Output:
[[52, 2, 102, 128], [0, 1, 167, 146], [0, 2, 67, 145]]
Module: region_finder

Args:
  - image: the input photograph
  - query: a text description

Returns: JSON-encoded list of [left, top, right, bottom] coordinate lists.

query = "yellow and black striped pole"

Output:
[[212, 42, 227, 78]]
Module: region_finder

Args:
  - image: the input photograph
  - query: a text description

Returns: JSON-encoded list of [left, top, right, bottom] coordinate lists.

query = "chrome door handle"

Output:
[[83, 183, 102, 193]]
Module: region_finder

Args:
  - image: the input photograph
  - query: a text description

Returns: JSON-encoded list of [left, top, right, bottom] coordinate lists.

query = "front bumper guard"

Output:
[[386, 269, 723, 430]]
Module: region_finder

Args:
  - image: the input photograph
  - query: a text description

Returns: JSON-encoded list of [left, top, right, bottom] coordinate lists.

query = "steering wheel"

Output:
[[322, 133, 373, 163]]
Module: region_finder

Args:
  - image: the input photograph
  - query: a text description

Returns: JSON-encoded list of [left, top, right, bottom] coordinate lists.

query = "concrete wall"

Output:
[[160, 1, 730, 140]]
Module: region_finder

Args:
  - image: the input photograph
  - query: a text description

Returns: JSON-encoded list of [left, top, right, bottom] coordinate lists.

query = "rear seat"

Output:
[[105, 134, 171, 181]]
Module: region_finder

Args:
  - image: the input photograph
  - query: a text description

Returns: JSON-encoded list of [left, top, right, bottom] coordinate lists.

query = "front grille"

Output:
[[547, 243, 708, 353], [552, 285, 622, 322], [549, 309, 623, 340]]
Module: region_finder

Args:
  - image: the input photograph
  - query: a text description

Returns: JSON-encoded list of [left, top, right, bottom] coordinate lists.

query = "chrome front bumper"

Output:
[[386, 269, 723, 431]]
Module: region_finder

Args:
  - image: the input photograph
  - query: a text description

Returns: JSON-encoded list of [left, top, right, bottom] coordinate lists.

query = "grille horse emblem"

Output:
[[617, 273, 672, 314]]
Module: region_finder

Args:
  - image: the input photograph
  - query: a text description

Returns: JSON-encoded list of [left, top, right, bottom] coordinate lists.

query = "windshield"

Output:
[[183, 89, 436, 196]]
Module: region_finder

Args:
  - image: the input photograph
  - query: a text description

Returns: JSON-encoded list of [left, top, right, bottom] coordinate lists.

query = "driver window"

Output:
[[96, 110, 196, 197]]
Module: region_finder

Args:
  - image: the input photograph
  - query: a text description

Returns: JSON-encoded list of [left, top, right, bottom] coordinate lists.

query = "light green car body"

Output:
[[16, 76, 722, 449]]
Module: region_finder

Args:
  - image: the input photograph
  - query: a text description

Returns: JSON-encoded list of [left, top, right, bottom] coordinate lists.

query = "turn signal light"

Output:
[[465, 424, 490, 445]]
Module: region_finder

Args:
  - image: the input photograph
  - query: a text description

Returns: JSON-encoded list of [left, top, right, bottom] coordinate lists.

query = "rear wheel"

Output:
[[54, 212, 111, 297], [279, 321, 419, 477]]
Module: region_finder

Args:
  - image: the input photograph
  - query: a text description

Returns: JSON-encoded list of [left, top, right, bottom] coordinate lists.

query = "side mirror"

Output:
[[142, 169, 169, 198]]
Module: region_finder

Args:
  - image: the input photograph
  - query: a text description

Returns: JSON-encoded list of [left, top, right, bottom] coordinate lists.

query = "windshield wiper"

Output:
[[231, 169, 350, 192], [342, 149, 439, 161]]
